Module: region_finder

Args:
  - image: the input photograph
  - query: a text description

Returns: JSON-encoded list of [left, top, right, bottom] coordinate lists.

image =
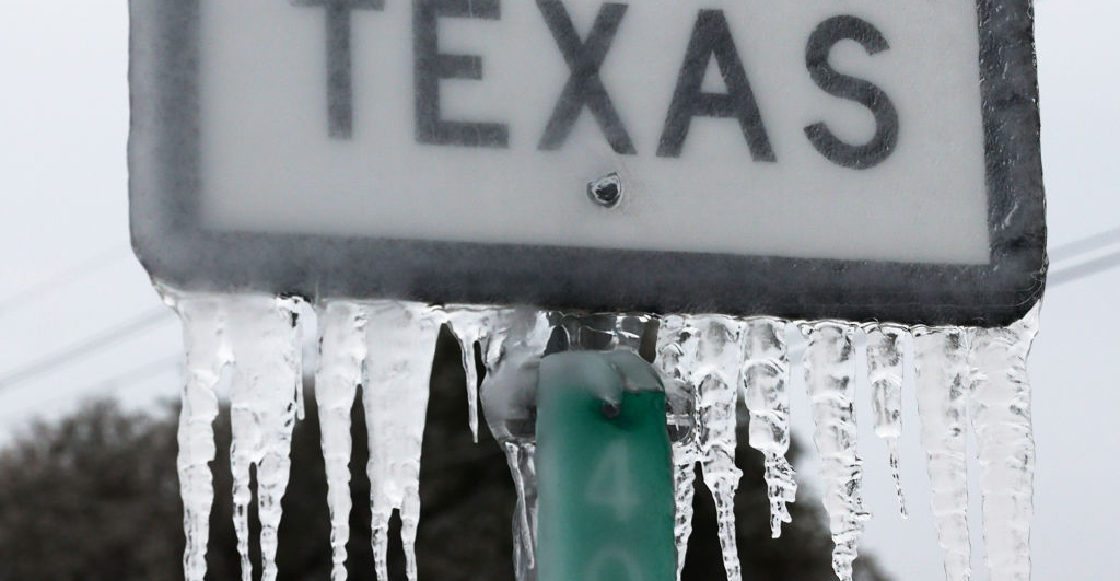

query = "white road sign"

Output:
[[129, 0, 1046, 326]]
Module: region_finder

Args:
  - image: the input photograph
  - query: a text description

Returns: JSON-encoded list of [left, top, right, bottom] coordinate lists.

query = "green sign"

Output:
[[536, 351, 676, 581]]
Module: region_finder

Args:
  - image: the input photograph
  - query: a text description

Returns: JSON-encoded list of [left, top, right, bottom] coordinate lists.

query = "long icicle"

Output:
[[741, 317, 796, 538], [225, 296, 304, 581], [655, 314, 700, 579], [692, 316, 746, 581], [865, 323, 909, 518], [446, 306, 507, 443], [802, 321, 870, 581], [173, 296, 231, 581], [968, 309, 1039, 581], [913, 326, 973, 581], [362, 301, 443, 581], [315, 302, 368, 581], [481, 309, 553, 581], [501, 440, 540, 581]]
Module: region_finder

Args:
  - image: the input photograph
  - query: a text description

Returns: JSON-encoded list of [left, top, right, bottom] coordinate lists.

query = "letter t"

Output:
[[293, 0, 385, 139]]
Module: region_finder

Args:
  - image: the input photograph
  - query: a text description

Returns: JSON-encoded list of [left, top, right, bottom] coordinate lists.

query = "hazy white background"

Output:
[[0, 1, 1116, 580]]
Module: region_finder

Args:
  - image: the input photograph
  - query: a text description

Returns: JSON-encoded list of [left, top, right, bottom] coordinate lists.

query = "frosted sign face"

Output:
[[129, 0, 1045, 326]]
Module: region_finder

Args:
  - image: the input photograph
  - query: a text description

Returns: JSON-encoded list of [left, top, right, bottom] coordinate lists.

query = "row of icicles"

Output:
[[168, 291, 1037, 581]]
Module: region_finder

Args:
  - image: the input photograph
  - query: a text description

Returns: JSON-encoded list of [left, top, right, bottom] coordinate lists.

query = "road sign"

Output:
[[536, 351, 676, 581], [129, 0, 1045, 326]]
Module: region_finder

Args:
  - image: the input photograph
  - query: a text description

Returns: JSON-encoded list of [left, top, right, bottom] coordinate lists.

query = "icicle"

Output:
[[315, 302, 369, 581], [478, 309, 554, 581], [173, 297, 231, 581], [655, 315, 746, 580], [913, 326, 972, 581], [669, 456, 697, 576], [865, 324, 909, 518], [655, 315, 700, 578], [361, 301, 443, 581], [446, 306, 507, 443], [691, 316, 746, 581], [741, 317, 796, 538], [968, 309, 1038, 581], [479, 309, 553, 375], [225, 296, 305, 581], [801, 322, 870, 581], [502, 440, 540, 581]]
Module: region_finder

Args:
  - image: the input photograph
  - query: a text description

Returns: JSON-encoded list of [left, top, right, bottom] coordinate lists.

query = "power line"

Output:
[[0, 245, 130, 318], [93, 356, 181, 391], [1049, 249, 1120, 288], [0, 307, 175, 391], [1049, 226, 1120, 263], [1045, 226, 1120, 288], [22, 356, 182, 414], [0, 226, 1114, 391]]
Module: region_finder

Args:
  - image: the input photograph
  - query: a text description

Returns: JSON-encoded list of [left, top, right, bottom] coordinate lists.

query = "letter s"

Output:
[[804, 16, 899, 170]]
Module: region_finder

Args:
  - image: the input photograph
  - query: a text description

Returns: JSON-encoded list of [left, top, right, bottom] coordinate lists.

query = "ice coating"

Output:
[[224, 296, 304, 581], [695, 318, 747, 581], [315, 302, 368, 581], [741, 317, 797, 538], [655, 315, 747, 581], [361, 301, 443, 581], [801, 322, 870, 581], [865, 324, 909, 518], [502, 441, 539, 581], [173, 297, 231, 581], [655, 315, 700, 578], [683, 316, 747, 581], [158, 285, 1044, 581], [478, 308, 554, 581], [670, 458, 697, 576], [446, 306, 506, 443], [968, 309, 1038, 581], [913, 327, 973, 581]]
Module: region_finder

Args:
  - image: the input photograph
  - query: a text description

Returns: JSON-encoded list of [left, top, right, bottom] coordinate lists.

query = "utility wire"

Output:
[[1049, 226, 1120, 263], [1045, 226, 1120, 288], [22, 356, 182, 414], [0, 226, 1115, 393], [1049, 249, 1120, 288], [92, 356, 180, 391], [0, 306, 174, 391], [0, 245, 130, 318]]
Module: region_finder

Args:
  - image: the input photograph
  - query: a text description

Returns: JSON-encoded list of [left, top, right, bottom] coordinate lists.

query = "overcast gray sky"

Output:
[[1, 1, 1117, 580]]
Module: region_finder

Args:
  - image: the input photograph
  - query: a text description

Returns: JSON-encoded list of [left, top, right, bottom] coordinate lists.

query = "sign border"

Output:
[[129, 0, 1046, 327]]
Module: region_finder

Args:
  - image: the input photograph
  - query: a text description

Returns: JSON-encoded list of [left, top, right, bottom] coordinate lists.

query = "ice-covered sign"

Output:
[[129, 0, 1045, 326]]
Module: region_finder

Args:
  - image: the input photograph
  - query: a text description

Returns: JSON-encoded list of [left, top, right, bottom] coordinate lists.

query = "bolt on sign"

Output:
[[129, 0, 1045, 326]]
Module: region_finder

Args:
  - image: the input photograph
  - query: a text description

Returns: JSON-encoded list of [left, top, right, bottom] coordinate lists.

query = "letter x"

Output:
[[537, 1, 635, 154], [293, 0, 384, 139]]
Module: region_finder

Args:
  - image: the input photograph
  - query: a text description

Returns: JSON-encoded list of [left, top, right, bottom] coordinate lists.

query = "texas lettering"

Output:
[[296, 0, 900, 170]]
